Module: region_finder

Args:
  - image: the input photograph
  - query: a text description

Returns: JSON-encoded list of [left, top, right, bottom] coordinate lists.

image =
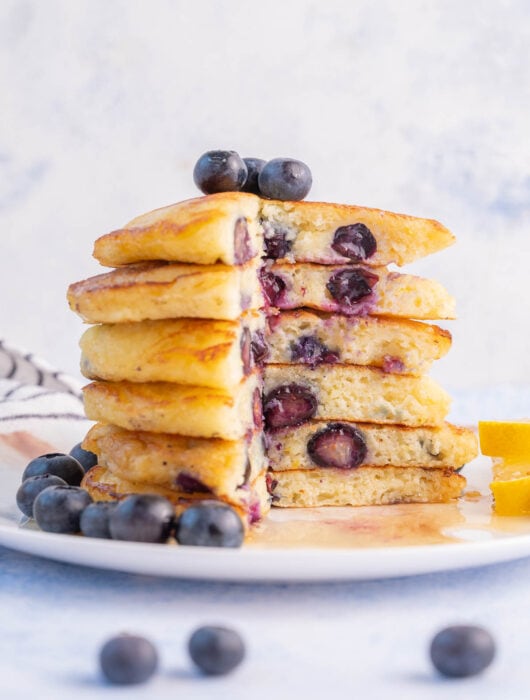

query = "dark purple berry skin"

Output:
[[22, 453, 85, 486], [263, 383, 317, 430], [175, 473, 212, 494], [259, 268, 287, 307], [332, 224, 377, 261], [233, 217, 253, 264], [175, 501, 244, 548], [100, 634, 158, 685], [326, 268, 378, 307], [188, 625, 245, 676], [109, 494, 175, 543], [80, 501, 117, 539], [193, 150, 247, 195], [258, 158, 312, 201], [307, 423, 367, 469], [290, 335, 339, 367], [262, 222, 293, 259], [33, 485, 92, 533], [240, 327, 253, 375], [69, 443, 98, 472], [16, 474, 68, 517], [251, 331, 269, 365], [430, 625, 496, 678], [241, 157, 266, 195]]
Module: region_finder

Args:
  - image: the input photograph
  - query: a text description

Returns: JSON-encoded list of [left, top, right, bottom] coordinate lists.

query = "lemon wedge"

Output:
[[478, 420, 530, 459], [490, 472, 530, 516]]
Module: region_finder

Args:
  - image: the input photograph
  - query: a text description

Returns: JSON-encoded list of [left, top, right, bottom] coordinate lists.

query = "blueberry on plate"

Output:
[[241, 157, 266, 195], [188, 625, 245, 676], [430, 625, 496, 678], [193, 150, 248, 195], [109, 494, 175, 543], [100, 634, 158, 685], [80, 501, 117, 539], [175, 501, 244, 548], [33, 485, 92, 533], [69, 443, 98, 472], [16, 474, 68, 518], [22, 453, 85, 486], [258, 158, 312, 201]]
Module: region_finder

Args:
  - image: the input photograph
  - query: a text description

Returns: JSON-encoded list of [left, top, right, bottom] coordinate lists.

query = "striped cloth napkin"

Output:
[[0, 340, 91, 456]]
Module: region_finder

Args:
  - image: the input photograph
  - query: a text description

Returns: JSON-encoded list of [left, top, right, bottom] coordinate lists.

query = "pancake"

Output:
[[262, 263, 456, 320], [82, 465, 270, 525], [68, 262, 262, 323], [83, 423, 266, 504], [265, 310, 451, 375], [79, 315, 263, 390], [268, 466, 465, 507], [263, 364, 450, 428], [93, 192, 454, 268], [83, 375, 262, 440], [266, 420, 477, 471], [93, 192, 261, 267]]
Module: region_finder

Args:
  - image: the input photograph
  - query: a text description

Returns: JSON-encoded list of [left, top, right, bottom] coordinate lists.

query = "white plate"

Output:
[[2, 430, 530, 582]]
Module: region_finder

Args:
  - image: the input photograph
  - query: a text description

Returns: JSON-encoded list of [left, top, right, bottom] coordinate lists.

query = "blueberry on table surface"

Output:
[[22, 453, 85, 486], [100, 634, 158, 685], [16, 474, 68, 518], [175, 501, 244, 548], [430, 625, 496, 678], [188, 625, 245, 676], [241, 157, 266, 195], [109, 494, 175, 543], [33, 485, 92, 534], [80, 501, 118, 539], [258, 158, 312, 201], [193, 150, 248, 194], [69, 442, 98, 472]]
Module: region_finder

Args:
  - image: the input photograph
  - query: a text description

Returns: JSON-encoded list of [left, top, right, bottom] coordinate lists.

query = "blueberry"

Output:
[[307, 423, 367, 469], [100, 634, 158, 685], [259, 268, 287, 307], [430, 625, 496, 678], [175, 501, 244, 548], [262, 221, 293, 259], [240, 327, 253, 375], [258, 158, 312, 201], [251, 330, 269, 366], [263, 383, 317, 430], [16, 474, 68, 517], [22, 453, 85, 486], [290, 335, 340, 367], [175, 473, 212, 494], [233, 217, 253, 264], [33, 485, 92, 533], [69, 443, 98, 472], [193, 150, 247, 195], [188, 625, 245, 676], [241, 157, 266, 195], [109, 494, 175, 543], [326, 268, 379, 307], [331, 224, 377, 261], [80, 501, 117, 539]]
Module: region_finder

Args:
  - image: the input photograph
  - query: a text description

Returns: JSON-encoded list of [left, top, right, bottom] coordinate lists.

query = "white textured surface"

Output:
[[1, 0, 530, 392]]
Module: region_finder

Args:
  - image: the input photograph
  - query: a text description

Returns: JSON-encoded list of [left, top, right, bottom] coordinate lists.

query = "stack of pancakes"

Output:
[[68, 192, 477, 521]]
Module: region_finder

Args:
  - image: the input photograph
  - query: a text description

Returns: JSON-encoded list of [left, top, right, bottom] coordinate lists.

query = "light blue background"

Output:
[[1, 0, 529, 390]]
